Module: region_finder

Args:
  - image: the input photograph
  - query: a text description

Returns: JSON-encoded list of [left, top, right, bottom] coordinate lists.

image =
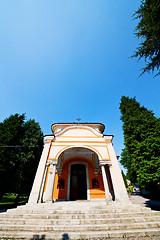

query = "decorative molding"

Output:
[[99, 160, 112, 166], [103, 136, 113, 142], [47, 159, 58, 165]]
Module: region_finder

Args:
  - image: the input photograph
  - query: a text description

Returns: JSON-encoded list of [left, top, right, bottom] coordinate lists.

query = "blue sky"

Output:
[[0, 1, 160, 172]]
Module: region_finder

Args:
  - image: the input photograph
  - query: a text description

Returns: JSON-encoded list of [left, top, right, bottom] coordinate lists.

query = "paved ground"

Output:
[[129, 194, 160, 211], [0, 195, 160, 213]]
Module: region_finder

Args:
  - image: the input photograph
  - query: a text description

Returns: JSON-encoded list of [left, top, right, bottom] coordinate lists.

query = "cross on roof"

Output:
[[76, 117, 81, 122]]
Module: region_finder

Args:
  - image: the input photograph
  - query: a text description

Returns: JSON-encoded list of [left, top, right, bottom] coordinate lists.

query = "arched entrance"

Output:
[[70, 164, 87, 200]]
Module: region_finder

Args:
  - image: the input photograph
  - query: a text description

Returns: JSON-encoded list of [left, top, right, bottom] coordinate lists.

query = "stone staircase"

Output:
[[0, 200, 160, 239]]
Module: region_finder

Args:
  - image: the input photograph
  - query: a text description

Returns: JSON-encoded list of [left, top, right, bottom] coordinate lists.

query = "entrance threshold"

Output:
[[54, 199, 106, 202]]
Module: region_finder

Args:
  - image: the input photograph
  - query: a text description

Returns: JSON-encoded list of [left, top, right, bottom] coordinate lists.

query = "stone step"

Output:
[[7, 207, 151, 215], [0, 215, 160, 225], [0, 229, 160, 240], [10, 201, 142, 211], [0, 222, 160, 232], [17, 201, 143, 207], [8, 203, 138, 208], [28, 200, 133, 206], [0, 201, 159, 239], [1, 211, 159, 219], [23, 202, 134, 208]]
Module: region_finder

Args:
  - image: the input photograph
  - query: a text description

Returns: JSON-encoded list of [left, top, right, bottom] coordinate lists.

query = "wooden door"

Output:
[[70, 164, 87, 200]]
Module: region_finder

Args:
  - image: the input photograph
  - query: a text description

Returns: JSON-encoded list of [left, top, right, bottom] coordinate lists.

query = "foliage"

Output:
[[0, 114, 43, 199], [0, 114, 25, 199], [126, 184, 134, 196], [121, 170, 128, 188], [132, 0, 160, 77], [120, 96, 160, 196], [121, 170, 134, 195], [16, 119, 44, 194], [0, 193, 28, 207]]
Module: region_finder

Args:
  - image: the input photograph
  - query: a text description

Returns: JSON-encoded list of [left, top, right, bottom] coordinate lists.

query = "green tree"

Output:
[[120, 96, 160, 196], [0, 114, 25, 199], [132, 0, 160, 77], [17, 119, 43, 194], [0, 114, 43, 200], [121, 170, 128, 188]]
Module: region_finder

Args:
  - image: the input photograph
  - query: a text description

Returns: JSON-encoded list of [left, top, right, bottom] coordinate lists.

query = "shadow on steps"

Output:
[[30, 233, 70, 240], [144, 199, 160, 211], [30, 235, 46, 240]]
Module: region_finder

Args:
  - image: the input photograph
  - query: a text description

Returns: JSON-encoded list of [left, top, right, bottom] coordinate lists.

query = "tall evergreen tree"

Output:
[[132, 0, 160, 77], [120, 96, 160, 196]]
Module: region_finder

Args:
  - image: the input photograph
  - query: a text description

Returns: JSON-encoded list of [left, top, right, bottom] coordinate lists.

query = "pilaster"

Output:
[[107, 142, 129, 201], [28, 139, 52, 204], [44, 161, 57, 202]]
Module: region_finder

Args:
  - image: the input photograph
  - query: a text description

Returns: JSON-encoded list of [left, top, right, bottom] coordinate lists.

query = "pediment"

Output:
[[55, 126, 102, 138]]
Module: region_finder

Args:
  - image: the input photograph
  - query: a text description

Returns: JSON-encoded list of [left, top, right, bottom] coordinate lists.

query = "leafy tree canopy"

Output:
[[132, 0, 160, 77], [0, 114, 43, 199], [120, 96, 160, 196]]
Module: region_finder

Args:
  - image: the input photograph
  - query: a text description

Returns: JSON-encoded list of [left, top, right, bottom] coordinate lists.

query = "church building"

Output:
[[28, 123, 128, 204]]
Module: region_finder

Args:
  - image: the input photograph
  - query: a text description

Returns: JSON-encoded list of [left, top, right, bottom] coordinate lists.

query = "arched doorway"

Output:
[[70, 164, 87, 200], [56, 147, 103, 201]]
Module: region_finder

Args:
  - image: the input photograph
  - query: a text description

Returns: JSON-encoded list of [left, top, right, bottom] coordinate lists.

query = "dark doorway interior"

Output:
[[70, 164, 87, 200]]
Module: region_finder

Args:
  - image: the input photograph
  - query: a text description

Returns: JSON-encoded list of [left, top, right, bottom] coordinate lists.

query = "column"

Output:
[[101, 165, 112, 200], [44, 163, 57, 202], [108, 165, 120, 201]]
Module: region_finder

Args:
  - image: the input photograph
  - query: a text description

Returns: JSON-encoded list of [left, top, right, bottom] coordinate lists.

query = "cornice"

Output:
[[51, 122, 105, 134]]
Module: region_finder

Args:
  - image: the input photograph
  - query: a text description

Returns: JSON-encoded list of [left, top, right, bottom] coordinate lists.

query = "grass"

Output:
[[0, 193, 29, 209]]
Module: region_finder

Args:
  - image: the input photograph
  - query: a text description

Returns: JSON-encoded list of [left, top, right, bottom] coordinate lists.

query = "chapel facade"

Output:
[[28, 123, 129, 204]]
